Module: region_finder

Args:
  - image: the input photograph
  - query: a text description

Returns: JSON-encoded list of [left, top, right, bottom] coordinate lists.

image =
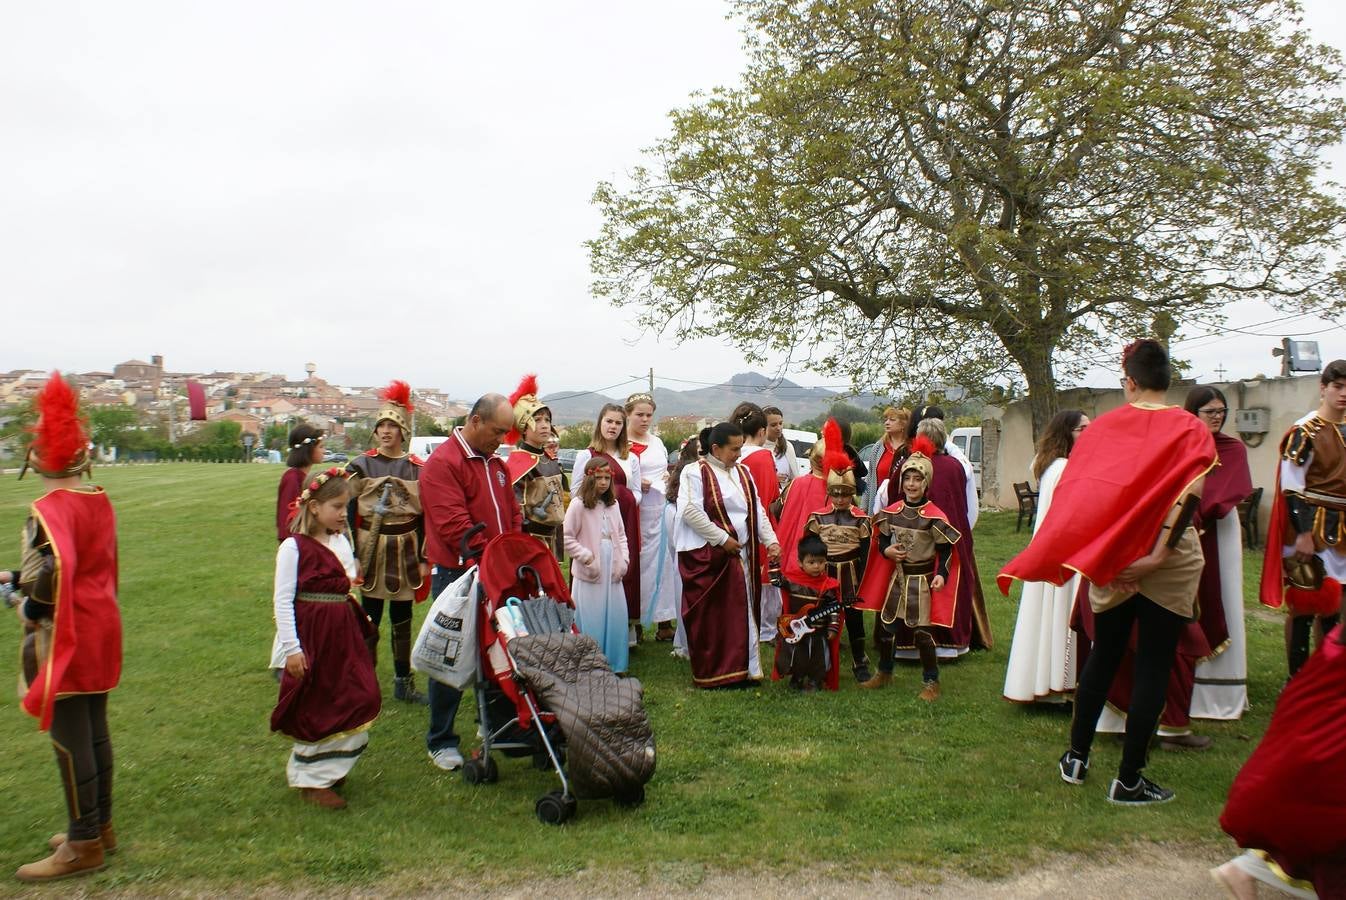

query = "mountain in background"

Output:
[[542, 372, 889, 425]]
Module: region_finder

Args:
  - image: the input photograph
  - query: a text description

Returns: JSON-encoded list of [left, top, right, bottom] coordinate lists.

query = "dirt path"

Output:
[[110, 844, 1231, 899]]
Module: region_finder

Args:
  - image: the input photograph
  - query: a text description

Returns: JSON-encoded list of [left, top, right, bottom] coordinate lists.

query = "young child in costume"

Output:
[[857, 436, 961, 701], [7, 373, 122, 882], [344, 380, 428, 704], [564, 457, 631, 673], [774, 534, 842, 692], [803, 418, 873, 683], [271, 469, 381, 810], [506, 374, 568, 560]]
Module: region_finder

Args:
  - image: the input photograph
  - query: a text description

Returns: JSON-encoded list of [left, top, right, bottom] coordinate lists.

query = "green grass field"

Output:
[[0, 464, 1277, 893]]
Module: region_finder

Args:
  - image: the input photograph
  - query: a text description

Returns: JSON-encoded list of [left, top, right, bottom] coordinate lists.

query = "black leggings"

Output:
[[1071, 594, 1184, 784], [49, 693, 112, 841], [1288, 609, 1343, 676], [362, 597, 414, 677]]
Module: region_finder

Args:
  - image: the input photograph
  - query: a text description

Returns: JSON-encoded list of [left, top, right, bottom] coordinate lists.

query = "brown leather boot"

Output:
[[48, 822, 116, 854], [860, 672, 893, 690], [15, 838, 105, 882], [918, 681, 941, 702], [300, 787, 347, 809]]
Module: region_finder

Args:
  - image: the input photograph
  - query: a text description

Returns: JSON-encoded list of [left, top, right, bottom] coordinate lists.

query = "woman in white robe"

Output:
[[625, 393, 680, 637], [1002, 410, 1090, 703]]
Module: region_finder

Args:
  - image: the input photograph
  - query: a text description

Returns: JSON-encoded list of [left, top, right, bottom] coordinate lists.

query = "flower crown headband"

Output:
[[297, 467, 346, 506], [290, 433, 324, 450]]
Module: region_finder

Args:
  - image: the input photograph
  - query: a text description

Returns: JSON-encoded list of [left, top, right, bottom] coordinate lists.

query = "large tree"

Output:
[[589, 0, 1346, 432]]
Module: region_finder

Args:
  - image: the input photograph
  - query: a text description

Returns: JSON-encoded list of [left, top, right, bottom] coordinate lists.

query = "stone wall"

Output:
[[984, 373, 1323, 533]]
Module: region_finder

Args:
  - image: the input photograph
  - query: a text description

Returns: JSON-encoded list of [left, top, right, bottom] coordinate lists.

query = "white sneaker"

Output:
[[429, 747, 463, 771]]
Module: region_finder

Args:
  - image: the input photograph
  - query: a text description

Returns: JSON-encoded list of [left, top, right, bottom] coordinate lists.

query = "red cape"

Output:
[[777, 474, 828, 580], [855, 500, 962, 629], [1256, 424, 1341, 613], [24, 489, 122, 731], [1221, 626, 1346, 875], [998, 404, 1215, 595]]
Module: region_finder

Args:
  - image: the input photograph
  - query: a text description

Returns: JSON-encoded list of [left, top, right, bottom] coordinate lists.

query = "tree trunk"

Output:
[[1003, 335, 1060, 439]]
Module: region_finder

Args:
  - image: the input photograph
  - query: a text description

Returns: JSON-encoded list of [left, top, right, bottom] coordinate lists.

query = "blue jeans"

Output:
[[426, 568, 466, 753]]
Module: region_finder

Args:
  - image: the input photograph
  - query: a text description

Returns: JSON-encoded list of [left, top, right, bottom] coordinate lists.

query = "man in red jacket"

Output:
[[420, 393, 522, 770]]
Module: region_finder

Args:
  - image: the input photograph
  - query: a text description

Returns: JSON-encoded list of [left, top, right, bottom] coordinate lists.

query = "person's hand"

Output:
[[1294, 531, 1317, 561], [766, 543, 781, 561], [722, 537, 742, 555], [930, 575, 945, 591], [884, 545, 907, 562], [1116, 551, 1165, 585], [419, 561, 431, 579], [284, 651, 309, 680]]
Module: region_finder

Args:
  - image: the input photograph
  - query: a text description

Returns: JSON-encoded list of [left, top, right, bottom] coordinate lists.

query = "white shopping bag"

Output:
[[411, 567, 479, 688]]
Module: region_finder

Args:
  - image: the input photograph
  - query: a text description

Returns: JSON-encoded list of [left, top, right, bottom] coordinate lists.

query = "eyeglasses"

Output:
[[1198, 407, 1228, 418]]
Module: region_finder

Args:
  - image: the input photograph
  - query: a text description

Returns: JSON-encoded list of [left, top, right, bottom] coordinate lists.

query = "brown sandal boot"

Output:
[[48, 822, 116, 854], [16, 838, 105, 882]]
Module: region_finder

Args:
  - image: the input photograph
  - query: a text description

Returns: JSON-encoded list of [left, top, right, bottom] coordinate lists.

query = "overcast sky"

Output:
[[2, 1, 1343, 402]]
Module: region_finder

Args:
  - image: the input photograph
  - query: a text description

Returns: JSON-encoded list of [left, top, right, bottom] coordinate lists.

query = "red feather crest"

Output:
[[379, 379, 413, 412], [30, 371, 89, 474], [509, 373, 539, 407], [821, 418, 851, 475], [909, 434, 937, 459]]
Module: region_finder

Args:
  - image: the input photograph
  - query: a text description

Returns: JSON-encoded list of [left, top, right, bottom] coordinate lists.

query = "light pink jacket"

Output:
[[563, 498, 629, 584]]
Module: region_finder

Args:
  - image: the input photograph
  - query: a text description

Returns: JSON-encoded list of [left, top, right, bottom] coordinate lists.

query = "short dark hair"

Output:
[[907, 405, 946, 440], [1322, 359, 1346, 385], [797, 533, 828, 561], [1183, 384, 1228, 416], [1122, 339, 1171, 391], [700, 421, 743, 454], [285, 423, 324, 468]]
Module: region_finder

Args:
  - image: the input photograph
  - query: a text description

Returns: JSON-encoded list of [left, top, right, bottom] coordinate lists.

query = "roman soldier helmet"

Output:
[[23, 372, 91, 480], [899, 434, 938, 487], [506, 373, 549, 446], [376, 380, 414, 439], [822, 418, 855, 495]]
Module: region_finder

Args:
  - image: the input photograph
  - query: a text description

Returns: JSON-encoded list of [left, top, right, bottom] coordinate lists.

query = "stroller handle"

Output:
[[516, 564, 542, 597], [460, 522, 487, 562]]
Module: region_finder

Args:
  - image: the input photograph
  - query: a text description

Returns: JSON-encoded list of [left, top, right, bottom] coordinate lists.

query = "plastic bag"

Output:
[[411, 567, 479, 688]]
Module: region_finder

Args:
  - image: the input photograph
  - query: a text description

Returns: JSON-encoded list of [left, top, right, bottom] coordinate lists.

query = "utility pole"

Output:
[[648, 367, 654, 395]]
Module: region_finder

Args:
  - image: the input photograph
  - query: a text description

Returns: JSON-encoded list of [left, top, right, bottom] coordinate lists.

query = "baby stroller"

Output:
[[464, 530, 655, 824]]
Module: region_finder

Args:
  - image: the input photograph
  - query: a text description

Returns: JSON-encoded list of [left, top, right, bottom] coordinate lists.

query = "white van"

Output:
[[949, 426, 982, 494], [409, 435, 449, 460]]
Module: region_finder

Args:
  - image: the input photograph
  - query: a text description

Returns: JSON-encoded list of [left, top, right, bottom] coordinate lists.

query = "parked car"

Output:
[[322, 450, 349, 463], [557, 448, 578, 475], [782, 428, 818, 477], [949, 426, 982, 495]]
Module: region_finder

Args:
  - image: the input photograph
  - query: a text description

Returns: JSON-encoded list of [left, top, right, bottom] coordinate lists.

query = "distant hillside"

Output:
[[543, 373, 889, 426]]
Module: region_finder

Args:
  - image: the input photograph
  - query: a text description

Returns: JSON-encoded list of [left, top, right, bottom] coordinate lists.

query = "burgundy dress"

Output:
[[595, 451, 643, 620], [271, 535, 381, 743], [276, 467, 306, 542]]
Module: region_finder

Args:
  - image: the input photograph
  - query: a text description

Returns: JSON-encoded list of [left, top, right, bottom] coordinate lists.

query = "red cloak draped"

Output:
[[679, 460, 761, 688], [998, 404, 1216, 595], [776, 474, 828, 580], [1221, 626, 1346, 887], [855, 500, 962, 629], [24, 489, 122, 732]]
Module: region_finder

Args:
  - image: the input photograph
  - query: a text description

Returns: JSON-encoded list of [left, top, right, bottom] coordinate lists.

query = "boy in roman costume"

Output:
[[803, 418, 873, 683], [857, 435, 961, 701], [1260, 358, 1346, 676], [504, 374, 567, 559], [774, 534, 842, 692], [344, 379, 428, 704]]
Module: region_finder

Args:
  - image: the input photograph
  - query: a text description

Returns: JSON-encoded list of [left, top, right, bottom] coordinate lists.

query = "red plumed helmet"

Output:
[[909, 434, 937, 459], [506, 373, 546, 447], [28, 371, 91, 478], [379, 379, 414, 414], [822, 418, 856, 494]]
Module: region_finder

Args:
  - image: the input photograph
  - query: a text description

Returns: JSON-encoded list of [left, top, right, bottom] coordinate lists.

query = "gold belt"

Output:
[[296, 592, 350, 603]]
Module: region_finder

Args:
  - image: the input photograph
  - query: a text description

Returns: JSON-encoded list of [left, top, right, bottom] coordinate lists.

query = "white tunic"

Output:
[[631, 437, 679, 624]]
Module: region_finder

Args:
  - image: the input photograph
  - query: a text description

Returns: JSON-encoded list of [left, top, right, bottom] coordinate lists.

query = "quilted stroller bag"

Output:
[[507, 632, 656, 799]]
